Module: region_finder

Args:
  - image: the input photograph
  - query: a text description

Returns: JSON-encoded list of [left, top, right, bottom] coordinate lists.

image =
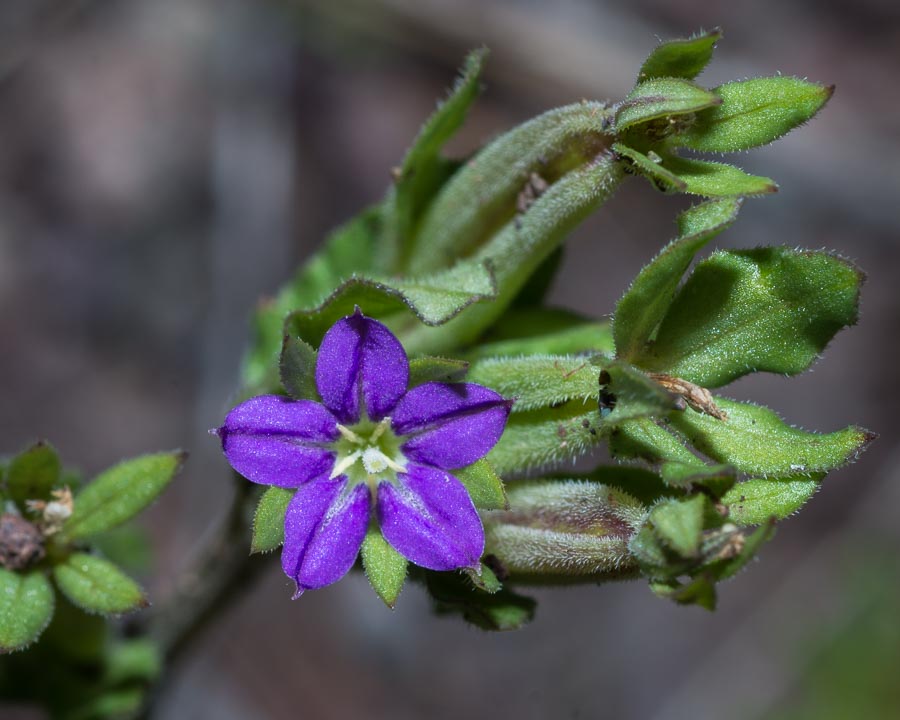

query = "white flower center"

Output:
[[332, 416, 407, 484]]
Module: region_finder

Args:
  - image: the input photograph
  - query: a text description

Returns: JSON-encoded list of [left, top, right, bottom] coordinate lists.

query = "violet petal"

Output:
[[392, 382, 511, 469], [315, 311, 409, 424], [219, 395, 339, 487], [281, 477, 371, 595], [377, 463, 484, 571]]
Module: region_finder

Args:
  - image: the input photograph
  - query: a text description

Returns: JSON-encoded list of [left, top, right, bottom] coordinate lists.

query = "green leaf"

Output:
[[7, 441, 61, 509], [390, 48, 487, 269], [614, 197, 742, 361], [466, 309, 614, 360], [361, 526, 407, 608], [652, 575, 717, 610], [53, 553, 148, 615], [637, 28, 722, 82], [651, 495, 705, 558], [608, 417, 699, 465], [579, 464, 680, 506], [0, 569, 54, 652], [614, 143, 686, 193], [615, 78, 720, 132], [425, 571, 536, 631], [251, 486, 292, 554], [599, 360, 682, 425], [663, 155, 778, 197], [673, 76, 834, 152], [455, 459, 507, 511], [723, 474, 824, 525], [487, 399, 601, 475], [243, 206, 383, 391], [670, 397, 874, 476], [635, 247, 863, 386], [659, 461, 736, 497], [104, 638, 162, 685], [465, 564, 502, 593], [408, 356, 469, 386], [467, 354, 600, 412], [62, 451, 185, 541], [280, 334, 317, 400]]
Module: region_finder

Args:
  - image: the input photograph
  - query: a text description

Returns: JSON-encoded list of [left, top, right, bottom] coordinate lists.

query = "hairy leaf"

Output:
[[0, 569, 54, 652], [651, 495, 705, 557], [53, 553, 147, 616], [6, 441, 61, 510], [673, 77, 833, 152], [663, 155, 777, 197], [637, 28, 722, 82], [614, 143, 686, 193], [408, 356, 469, 386], [62, 452, 185, 541], [635, 247, 863, 386], [616, 78, 720, 131], [361, 526, 407, 608], [614, 197, 742, 360], [723, 474, 824, 525], [280, 334, 318, 400], [251, 486, 293, 554]]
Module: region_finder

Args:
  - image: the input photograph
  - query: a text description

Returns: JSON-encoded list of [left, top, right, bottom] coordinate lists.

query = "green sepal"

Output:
[[251, 486, 293, 554], [455, 459, 507, 511], [636, 247, 863, 387], [361, 526, 407, 608], [243, 206, 382, 392], [650, 495, 705, 558], [390, 48, 487, 269], [598, 360, 683, 425], [6, 441, 61, 510], [614, 197, 742, 361], [615, 78, 720, 132], [614, 143, 686, 193], [425, 570, 536, 631], [662, 155, 778, 197], [466, 309, 614, 360], [637, 28, 722, 82], [487, 399, 600, 476], [61, 451, 185, 541], [0, 569, 54, 652], [53, 553, 148, 616], [659, 461, 736, 498], [464, 564, 502, 594], [408, 356, 469, 386], [672, 76, 833, 152], [467, 354, 600, 412], [280, 334, 318, 400], [670, 397, 874, 476], [722, 474, 824, 526]]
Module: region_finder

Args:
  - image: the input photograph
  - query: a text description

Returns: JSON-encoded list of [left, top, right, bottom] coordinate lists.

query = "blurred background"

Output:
[[2, 0, 899, 718]]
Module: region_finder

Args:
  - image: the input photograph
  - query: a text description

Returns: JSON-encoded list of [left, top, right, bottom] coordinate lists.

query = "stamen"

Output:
[[330, 450, 361, 479], [336, 424, 363, 444], [369, 416, 392, 443]]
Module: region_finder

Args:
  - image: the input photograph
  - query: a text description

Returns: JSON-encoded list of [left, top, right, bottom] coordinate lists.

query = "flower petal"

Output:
[[392, 382, 511, 469], [219, 395, 338, 487], [315, 311, 409, 424], [377, 463, 484, 571], [281, 477, 371, 595]]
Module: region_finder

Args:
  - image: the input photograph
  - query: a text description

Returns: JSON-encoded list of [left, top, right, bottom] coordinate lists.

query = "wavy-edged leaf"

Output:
[[62, 451, 186, 541], [0, 569, 54, 652], [723, 474, 824, 525], [280, 334, 317, 400], [663, 155, 777, 197], [391, 48, 487, 269], [361, 526, 407, 608], [637, 28, 722, 82], [614, 143, 686, 193], [673, 77, 833, 152], [467, 354, 600, 412], [251, 486, 292, 554], [616, 78, 720, 131], [408, 356, 469, 386], [53, 553, 147, 616], [614, 198, 742, 361], [670, 397, 874, 476], [455, 459, 507, 511], [635, 247, 863, 387], [7, 441, 61, 509]]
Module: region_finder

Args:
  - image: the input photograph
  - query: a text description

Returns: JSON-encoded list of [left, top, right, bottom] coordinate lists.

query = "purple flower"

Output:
[[216, 310, 511, 596]]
